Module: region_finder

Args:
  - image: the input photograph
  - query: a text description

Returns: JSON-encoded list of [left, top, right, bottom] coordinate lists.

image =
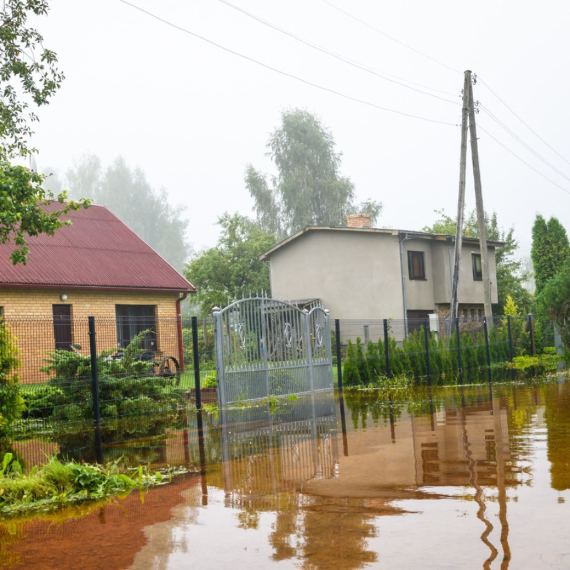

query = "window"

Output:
[[408, 251, 426, 280], [472, 254, 482, 281], [116, 305, 157, 351]]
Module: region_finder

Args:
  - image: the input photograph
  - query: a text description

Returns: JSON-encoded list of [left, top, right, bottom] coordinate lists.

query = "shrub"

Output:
[[38, 331, 185, 420], [0, 322, 24, 434], [342, 340, 361, 387]]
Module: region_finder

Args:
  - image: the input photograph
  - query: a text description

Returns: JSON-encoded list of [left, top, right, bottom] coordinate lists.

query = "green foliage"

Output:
[[0, 322, 24, 434], [0, 454, 187, 518], [32, 331, 184, 421], [0, 1, 64, 158], [185, 213, 276, 315], [246, 109, 381, 239], [531, 215, 570, 297], [537, 257, 570, 350], [423, 209, 534, 315], [60, 155, 190, 270], [342, 340, 361, 387], [0, 2, 90, 264]]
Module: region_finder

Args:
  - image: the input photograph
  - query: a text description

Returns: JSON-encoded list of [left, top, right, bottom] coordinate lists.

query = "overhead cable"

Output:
[[320, 0, 462, 75], [480, 103, 570, 184], [119, 0, 458, 127], [478, 124, 570, 197], [479, 76, 570, 168], [219, 0, 460, 104]]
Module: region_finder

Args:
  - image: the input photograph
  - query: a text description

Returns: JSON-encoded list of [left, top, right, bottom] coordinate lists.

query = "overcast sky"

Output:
[[30, 0, 570, 257]]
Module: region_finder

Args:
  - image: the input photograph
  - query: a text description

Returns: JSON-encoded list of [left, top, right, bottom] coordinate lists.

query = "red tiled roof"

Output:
[[0, 204, 195, 292]]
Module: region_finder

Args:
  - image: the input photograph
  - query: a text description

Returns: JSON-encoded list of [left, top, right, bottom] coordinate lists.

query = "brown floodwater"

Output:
[[2, 378, 570, 569]]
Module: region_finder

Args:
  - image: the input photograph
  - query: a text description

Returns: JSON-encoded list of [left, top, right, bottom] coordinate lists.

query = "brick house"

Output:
[[0, 204, 195, 382]]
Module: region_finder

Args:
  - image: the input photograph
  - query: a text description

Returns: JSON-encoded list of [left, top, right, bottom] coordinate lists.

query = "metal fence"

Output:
[[335, 314, 561, 386], [213, 297, 333, 406]]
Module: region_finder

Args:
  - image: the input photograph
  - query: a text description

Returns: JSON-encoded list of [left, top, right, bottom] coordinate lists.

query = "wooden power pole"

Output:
[[449, 70, 471, 323], [468, 79, 493, 321]]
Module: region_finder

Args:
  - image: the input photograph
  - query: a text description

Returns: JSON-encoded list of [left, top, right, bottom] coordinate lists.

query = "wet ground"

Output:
[[2, 378, 570, 569]]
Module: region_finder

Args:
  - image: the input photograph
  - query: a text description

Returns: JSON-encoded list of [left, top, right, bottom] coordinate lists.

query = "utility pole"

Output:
[[468, 78, 493, 322], [449, 70, 471, 323]]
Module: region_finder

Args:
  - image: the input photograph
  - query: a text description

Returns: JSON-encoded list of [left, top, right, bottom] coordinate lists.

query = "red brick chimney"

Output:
[[346, 213, 371, 228]]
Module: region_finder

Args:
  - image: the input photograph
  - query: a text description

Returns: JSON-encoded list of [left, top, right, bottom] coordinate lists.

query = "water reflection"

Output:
[[2, 380, 570, 569]]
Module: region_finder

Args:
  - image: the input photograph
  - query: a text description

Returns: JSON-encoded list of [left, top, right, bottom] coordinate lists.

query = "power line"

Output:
[[479, 103, 570, 184], [119, 0, 458, 127], [478, 123, 570, 198], [478, 76, 570, 168], [320, 0, 462, 75], [219, 0, 460, 104]]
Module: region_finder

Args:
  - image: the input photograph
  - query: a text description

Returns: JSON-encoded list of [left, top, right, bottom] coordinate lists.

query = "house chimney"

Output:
[[346, 213, 371, 228]]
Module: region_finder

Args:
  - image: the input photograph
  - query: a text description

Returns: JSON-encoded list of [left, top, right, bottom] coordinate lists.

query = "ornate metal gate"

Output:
[[213, 297, 333, 406]]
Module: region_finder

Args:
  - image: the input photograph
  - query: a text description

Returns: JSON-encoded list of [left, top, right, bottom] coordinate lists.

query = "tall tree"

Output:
[[246, 110, 381, 239], [185, 213, 275, 315], [57, 155, 190, 271], [423, 209, 533, 314], [0, 1, 88, 264], [531, 215, 570, 296]]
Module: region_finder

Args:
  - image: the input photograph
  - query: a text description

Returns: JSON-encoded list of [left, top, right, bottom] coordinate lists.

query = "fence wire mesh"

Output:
[[336, 315, 564, 386]]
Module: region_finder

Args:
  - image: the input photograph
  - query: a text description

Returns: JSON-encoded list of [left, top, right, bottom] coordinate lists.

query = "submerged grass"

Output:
[[0, 453, 189, 519]]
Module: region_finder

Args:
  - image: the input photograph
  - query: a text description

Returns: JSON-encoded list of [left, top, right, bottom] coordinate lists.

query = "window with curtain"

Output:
[[472, 254, 483, 281]]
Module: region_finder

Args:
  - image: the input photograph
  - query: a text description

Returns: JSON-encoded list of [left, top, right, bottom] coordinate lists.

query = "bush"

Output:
[[38, 331, 185, 420], [0, 322, 24, 434]]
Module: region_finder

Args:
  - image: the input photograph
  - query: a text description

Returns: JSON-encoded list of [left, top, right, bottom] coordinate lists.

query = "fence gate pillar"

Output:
[[213, 307, 226, 406]]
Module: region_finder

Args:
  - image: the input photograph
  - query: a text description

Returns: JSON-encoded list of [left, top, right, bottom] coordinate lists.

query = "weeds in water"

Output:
[[0, 454, 189, 519]]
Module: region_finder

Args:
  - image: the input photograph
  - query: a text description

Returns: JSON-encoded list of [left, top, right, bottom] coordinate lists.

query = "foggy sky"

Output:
[[30, 0, 570, 256]]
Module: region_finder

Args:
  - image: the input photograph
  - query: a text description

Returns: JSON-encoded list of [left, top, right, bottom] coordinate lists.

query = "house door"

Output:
[[407, 310, 433, 335], [53, 304, 72, 350]]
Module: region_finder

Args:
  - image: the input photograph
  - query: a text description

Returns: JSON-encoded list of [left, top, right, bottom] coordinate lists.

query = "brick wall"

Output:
[[0, 288, 183, 383]]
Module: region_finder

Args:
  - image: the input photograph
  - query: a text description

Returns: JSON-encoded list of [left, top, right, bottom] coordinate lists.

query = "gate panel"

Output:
[[213, 298, 332, 406]]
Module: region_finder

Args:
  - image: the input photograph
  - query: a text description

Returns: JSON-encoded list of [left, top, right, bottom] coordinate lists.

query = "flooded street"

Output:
[[2, 379, 570, 569]]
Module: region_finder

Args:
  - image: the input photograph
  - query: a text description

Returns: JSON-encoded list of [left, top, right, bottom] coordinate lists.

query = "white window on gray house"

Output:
[[472, 254, 482, 281], [408, 251, 426, 280]]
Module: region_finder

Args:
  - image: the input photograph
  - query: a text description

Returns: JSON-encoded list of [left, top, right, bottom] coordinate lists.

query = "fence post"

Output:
[[213, 307, 226, 407], [88, 316, 101, 425], [528, 314, 535, 356], [455, 318, 463, 385], [383, 319, 391, 378], [507, 316, 515, 380], [304, 310, 315, 393], [424, 318, 431, 385], [191, 316, 202, 410], [483, 316, 492, 383], [335, 318, 343, 390]]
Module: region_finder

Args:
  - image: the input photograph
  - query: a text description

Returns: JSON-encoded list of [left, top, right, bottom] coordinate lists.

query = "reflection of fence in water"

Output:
[[221, 415, 338, 505]]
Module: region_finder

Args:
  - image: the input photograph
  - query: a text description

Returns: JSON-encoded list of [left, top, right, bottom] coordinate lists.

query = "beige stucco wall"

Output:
[[268, 229, 499, 320], [269, 230, 405, 320], [0, 288, 183, 383]]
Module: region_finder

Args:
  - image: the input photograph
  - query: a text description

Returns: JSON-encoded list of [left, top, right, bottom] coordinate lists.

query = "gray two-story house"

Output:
[[260, 214, 503, 339]]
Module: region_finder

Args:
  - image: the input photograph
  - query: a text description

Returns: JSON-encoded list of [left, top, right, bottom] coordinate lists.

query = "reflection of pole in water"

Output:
[[197, 410, 208, 506], [511, 384, 517, 411], [493, 395, 511, 568], [458, 401, 498, 568], [388, 395, 396, 443], [338, 391, 349, 457], [94, 424, 103, 464], [428, 385, 435, 432]]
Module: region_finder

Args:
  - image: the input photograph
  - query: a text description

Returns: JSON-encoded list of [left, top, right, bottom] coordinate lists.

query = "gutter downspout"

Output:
[[176, 292, 189, 372], [399, 233, 411, 338]]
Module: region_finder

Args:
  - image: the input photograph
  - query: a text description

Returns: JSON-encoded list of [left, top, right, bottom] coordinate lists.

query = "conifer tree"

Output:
[[531, 215, 570, 295]]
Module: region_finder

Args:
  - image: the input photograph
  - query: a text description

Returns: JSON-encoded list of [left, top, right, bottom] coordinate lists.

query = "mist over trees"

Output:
[[44, 155, 190, 270], [246, 110, 382, 240]]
